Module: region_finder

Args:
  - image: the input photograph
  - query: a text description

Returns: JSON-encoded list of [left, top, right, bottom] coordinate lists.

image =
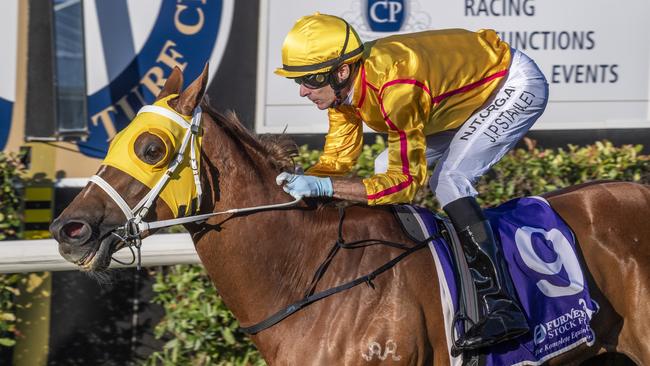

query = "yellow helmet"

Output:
[[275, 13, 364, 78]]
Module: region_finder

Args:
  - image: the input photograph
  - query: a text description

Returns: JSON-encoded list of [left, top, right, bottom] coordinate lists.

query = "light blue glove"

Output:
[[275, 172, 333, 199]]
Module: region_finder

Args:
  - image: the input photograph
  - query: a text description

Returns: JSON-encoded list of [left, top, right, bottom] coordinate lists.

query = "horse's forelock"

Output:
[[200, 102, 297, 172]]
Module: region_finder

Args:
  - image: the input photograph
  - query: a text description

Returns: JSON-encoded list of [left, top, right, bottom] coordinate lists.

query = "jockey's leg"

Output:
[[444, 196, 529, 351], [430, 48, 548, 351]]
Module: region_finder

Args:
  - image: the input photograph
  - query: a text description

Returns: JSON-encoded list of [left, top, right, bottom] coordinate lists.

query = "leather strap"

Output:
[[239, 239, 429, 334]]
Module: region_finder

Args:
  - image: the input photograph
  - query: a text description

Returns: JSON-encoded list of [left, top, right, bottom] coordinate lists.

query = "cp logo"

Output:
[[365, 0, 406, 32]]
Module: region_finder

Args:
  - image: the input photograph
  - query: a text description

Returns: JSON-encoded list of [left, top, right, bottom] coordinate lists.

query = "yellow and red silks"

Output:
[[307, 28, 511, 205]]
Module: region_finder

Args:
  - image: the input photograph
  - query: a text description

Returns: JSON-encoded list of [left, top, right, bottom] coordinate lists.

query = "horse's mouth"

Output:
[[78, 233, 121, 271]]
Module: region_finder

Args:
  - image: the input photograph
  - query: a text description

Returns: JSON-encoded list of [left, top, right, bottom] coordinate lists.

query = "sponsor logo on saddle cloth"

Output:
[[101, 95, 201, 217], [403, 196, 599, 366]]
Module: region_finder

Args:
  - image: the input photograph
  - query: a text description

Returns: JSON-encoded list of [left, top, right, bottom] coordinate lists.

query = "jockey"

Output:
[[275, 13, 548, 352]]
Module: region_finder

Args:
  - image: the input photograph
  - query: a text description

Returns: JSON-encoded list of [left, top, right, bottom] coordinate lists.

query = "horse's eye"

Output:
[[144, 144, 164, 164], [134, 132, 170, 166]]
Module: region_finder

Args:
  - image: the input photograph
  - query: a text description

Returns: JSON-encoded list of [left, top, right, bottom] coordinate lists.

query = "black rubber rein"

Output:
[[239, 207, 437, 334]]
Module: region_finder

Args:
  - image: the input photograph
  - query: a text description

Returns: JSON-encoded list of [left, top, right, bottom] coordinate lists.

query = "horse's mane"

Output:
[[200, 101, 334, 212], [200, 101, 298, 172]]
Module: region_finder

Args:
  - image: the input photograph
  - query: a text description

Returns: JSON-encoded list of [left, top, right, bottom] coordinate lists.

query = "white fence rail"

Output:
[[0, 233, 200, 273]]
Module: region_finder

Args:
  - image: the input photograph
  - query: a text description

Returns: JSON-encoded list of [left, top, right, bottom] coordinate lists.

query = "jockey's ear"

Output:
[[157, 66, 184, 101], [177, 63, 209, 116]]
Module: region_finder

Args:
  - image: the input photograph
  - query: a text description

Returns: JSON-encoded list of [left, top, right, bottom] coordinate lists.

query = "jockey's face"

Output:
[[296, 64, 352, 110], [299, 83, 337, 110]]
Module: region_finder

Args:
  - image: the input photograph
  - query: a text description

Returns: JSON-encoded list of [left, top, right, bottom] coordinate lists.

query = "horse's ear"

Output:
[[176, 63, 209, 115], [156, 66, 184, 101]]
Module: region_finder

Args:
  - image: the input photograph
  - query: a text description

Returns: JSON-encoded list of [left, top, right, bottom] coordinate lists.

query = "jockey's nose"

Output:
[[50, 217, 92, 248], [299, 84, 311, 97]]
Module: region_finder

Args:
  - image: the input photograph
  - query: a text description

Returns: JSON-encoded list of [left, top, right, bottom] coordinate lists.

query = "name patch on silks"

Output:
[[407, 196, 599, 366]]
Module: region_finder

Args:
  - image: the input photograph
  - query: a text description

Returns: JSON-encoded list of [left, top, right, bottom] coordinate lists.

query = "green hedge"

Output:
[[0, 153, 22, 241], [475, 139, 650, 206], [145, 139, 649, 365], [145, 265, 264, 366], [0, 152, 25, 348]]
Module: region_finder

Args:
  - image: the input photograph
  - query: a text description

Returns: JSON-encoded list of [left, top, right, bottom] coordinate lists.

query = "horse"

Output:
[[50, 65, 650, 365]]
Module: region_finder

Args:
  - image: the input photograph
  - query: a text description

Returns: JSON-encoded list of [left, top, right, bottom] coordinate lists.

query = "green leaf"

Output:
[[222, 327, 236, 345], [0, 338, 16, 347]]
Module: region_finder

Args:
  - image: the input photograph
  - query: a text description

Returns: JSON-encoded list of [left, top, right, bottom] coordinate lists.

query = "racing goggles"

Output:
[[293, 72, 331, 89]]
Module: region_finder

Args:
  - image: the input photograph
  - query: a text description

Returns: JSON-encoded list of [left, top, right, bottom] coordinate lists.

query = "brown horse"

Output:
[[50, 66, 650, 365]]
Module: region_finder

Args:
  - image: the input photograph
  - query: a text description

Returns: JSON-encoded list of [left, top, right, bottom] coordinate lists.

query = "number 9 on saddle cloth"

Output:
[[392, 197, 599, 365]]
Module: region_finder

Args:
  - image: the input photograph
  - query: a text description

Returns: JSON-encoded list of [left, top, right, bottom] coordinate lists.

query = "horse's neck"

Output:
[[190, 119, 331, 325]]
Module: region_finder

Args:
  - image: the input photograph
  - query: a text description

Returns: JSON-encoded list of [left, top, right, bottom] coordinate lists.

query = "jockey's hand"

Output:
[[275, 172, 333, 199]]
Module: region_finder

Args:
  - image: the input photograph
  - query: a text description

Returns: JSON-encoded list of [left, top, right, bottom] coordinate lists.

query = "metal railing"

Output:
[[0, 233, 200, 273]]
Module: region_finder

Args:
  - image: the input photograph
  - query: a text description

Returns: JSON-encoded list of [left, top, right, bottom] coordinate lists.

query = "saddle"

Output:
[[393, 205, 482, 365], [392, 205, 481, 328]]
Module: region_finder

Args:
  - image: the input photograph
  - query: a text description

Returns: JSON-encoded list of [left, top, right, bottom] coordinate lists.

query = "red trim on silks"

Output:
[[367, 81, 427, 201], [364, 70, 507, 201], [357, 67, 379, 109], [379, 93, 411, 175], [357, 65, 368, 108], [431, 69, 508, 105], [380, 79, 432, 98], [367, 175, 414, 200]]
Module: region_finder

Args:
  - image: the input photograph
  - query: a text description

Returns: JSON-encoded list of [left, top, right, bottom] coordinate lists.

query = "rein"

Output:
[[239, 207, 435, 335], [89, 105, 301, 269]]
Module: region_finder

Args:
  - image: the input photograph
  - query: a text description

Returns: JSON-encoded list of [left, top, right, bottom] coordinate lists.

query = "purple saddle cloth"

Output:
[[409, 196, 599, 366]]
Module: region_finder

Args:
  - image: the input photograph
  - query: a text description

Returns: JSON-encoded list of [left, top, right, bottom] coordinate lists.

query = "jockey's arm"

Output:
[[324, 83, 431, 205], [361, 83, 430, 205], [276, 108, 367, 201], [306, 107, 363, 176], [331, 177, 368, 203], [283, 85, 430, 204]]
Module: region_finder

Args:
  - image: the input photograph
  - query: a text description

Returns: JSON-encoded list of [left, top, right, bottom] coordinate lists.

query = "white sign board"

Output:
[[256, 0, 650, 133]]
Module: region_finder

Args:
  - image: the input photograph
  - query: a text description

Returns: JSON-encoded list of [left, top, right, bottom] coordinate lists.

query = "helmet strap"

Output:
[[328, 61, 359, 108]]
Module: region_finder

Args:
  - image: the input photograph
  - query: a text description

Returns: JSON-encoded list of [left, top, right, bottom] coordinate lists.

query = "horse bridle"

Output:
[[89, 104, 301, 269]]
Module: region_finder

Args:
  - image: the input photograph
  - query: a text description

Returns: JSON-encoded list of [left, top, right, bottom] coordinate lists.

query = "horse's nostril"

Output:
[[62, 221, 88, 240]]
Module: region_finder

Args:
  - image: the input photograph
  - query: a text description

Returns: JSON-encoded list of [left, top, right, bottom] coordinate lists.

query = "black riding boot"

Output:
[[444, 196, 529, 352]]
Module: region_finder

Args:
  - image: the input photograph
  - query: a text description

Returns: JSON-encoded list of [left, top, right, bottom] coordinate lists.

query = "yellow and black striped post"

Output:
[[23, 186, 54, 239]]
